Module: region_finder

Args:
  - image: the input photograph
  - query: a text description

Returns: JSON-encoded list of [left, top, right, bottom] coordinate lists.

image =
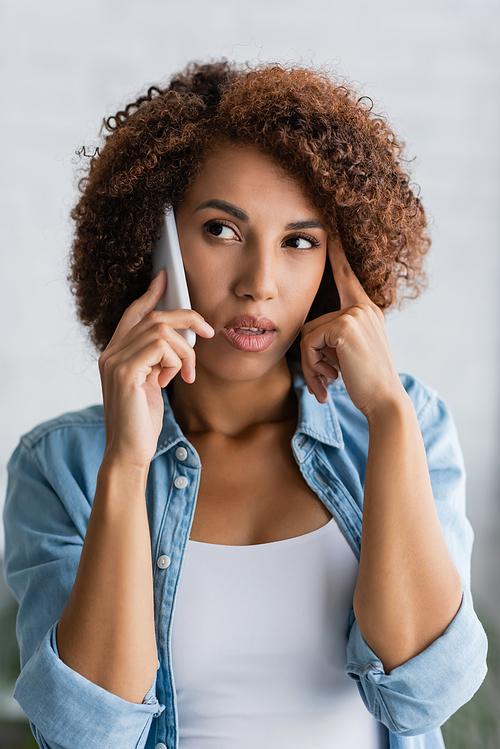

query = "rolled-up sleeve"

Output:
[[3, 427, 165, 749], [345, 382, 488, 736], [17, 623, 162, 749]]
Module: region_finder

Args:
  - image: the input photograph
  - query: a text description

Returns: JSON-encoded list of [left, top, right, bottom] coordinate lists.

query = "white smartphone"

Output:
[[151, 207, 196, 348]]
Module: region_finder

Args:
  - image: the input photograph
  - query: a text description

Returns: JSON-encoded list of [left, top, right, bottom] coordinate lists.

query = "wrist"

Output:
[[365, 388, 415, 430], [98, 452, 151, 492]]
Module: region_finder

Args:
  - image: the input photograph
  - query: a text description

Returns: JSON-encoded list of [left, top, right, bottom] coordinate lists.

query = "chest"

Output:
[[186, 424, 332, 545]]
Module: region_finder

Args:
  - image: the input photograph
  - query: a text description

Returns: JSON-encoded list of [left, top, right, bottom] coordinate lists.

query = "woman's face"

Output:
[[175, 143, 328, 383]]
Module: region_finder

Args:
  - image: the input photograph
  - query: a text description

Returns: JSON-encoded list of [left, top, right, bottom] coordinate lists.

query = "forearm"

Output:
[[353, 393, 463, 673], [56, 457, 158, 703]]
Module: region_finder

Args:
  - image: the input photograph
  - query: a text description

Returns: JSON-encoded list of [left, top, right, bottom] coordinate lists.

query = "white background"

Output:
[[1, 0, 499, 619]]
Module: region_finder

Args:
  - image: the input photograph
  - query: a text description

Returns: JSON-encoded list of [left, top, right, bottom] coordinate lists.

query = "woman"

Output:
[[3, 60, 487, 749]]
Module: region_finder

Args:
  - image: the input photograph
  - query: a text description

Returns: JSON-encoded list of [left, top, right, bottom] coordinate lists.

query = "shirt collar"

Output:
[[153, 358, 344, 459], [288, 359, 344, 449]]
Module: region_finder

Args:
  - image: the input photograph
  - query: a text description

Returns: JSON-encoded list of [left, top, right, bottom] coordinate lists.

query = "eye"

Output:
[[205, 221, 238, 240], [285, 234, 321, 250]]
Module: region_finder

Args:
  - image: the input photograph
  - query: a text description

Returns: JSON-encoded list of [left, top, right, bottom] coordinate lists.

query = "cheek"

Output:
[[185, 271, 213, 313], [290, 257, 326, 303], [280, 277, 322, 333], [183, 255, 227, 316]]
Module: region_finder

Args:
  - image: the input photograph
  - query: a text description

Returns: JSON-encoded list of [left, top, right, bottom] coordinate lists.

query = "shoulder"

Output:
[[6, 406, 107, 536], [326, 372, 458, 456], [18, 404, 105, 451], [330, 371, 443, 422], [10, 405, 106, 484]]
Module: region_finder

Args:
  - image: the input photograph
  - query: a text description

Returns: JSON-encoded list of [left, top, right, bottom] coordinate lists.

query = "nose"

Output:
[[233, 238, 279, 302]]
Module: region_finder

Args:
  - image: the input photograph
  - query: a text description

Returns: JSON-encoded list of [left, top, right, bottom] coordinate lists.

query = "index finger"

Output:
[[328, 236, 370, 309], [108, 269, 167, 347], [107, 269, 213, 349]]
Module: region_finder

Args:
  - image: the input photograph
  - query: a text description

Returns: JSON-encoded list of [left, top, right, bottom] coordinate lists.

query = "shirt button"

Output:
[[157, 658, 160, 670], [174, 476, 188, 489], [155, 744, 167, 749], [175, 446, 188, 461], [156, 555, 171, 569]]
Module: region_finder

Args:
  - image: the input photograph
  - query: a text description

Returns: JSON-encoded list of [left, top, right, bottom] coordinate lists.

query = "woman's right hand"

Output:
[[98, 269, 214, 470]]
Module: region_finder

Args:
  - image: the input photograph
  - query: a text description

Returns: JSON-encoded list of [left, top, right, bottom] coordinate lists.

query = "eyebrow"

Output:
[[194, 199, 326, 232]]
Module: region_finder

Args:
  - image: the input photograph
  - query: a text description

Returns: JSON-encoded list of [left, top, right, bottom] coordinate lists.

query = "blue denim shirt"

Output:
[[3, 362, 487, 749]]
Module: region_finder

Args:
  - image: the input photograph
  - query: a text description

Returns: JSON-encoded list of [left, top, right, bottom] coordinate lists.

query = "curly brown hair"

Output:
[[69, 59, 430, 364]]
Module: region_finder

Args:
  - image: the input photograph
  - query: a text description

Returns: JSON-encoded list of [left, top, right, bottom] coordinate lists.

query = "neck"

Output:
[[167, 356, 298, 438]]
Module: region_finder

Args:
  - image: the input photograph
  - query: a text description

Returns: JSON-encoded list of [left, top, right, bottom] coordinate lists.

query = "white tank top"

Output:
[[171, 517, 380, 748]]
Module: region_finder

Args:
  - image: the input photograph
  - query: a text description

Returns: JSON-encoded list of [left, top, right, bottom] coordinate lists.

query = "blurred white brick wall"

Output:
[[1, 0, 499, 616]]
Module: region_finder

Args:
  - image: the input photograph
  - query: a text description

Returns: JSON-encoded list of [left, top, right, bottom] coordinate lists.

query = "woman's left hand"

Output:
[[300, 237, 407, 419]]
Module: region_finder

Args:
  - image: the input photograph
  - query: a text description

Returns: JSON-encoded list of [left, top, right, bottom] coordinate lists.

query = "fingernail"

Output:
[[203, 322, 215, 334]]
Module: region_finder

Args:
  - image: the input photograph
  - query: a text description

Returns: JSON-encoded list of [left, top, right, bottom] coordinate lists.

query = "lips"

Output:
[[224, 315, 276, 332], [221, 327, 276, 351], [221, 315, 277, 352]]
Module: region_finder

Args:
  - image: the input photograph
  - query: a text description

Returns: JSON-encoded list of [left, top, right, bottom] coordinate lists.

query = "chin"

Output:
[[197, 349, 289, 383]]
